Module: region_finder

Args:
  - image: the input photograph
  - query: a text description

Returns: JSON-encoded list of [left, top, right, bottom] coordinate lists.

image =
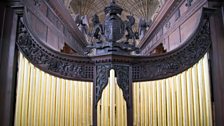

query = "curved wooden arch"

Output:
[[17, 18, 94, 81], [16, 8, 213, 82], [132, 8, 213, 81]]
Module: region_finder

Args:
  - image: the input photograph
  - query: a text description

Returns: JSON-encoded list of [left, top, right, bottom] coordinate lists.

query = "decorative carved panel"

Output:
[[16, 20, 94, 81], [132, 9, 212, 81], [95, 64, 130, 108]]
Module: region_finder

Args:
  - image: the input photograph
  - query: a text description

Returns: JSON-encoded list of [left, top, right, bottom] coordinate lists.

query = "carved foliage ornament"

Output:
[[132, 9, 212, 81], [95, 64, 130, 108], [16, 20, 94, 81]]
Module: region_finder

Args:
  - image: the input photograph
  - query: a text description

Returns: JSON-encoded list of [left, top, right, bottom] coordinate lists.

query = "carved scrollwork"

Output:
[[16, 20, 93, 81], [95, 64, 130, 108], [132, 9, 212, 81]]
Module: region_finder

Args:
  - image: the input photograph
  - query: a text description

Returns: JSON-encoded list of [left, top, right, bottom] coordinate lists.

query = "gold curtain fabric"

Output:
[[97, 69, 127, 126], [14, 53, 93, 126], [133, 53, 213, 126]]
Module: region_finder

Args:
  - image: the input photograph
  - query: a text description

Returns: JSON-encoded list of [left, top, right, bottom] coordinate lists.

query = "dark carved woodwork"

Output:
[[86, 1, 139, 55], [94, 63, 132, 126], [16, 7, 213, 126], [16, 12, 214, 126], [95, 64, 130, 108], [132, 8, 212, 81], [17, 8, 213, 82], [16, 19, 94, 81], [95, 64, 110, 107], [115, 65, 130, 108]]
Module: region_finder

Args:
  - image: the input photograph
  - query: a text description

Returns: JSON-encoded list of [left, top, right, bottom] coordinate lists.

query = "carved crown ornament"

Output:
[[16, 0, 214, 110], [83, 0, 141, 56]]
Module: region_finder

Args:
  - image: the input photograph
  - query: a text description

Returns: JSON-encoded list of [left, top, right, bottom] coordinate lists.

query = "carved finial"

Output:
[[104, 0, 123, 15]]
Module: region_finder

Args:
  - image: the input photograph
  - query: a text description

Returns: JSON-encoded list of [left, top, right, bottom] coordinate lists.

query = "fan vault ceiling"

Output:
[[64, 0, 162, 24]]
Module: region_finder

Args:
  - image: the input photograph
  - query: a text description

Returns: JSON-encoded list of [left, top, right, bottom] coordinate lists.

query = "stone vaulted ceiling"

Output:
[[64, 0, 163, 23]]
